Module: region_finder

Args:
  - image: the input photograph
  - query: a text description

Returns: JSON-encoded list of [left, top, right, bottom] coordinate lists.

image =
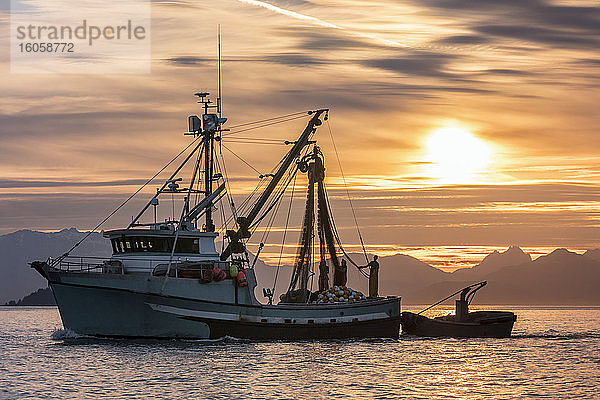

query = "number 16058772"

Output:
[[19, 42, 74, 52]]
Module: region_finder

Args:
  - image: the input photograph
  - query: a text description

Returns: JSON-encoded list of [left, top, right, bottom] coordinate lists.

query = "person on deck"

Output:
[[333, 259, 348, 287], [359, 255, 380, 297], [318, 260, 329, 292]]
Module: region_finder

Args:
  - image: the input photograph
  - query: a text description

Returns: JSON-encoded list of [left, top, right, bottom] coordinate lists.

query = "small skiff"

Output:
[[400, 281, 516, 338]]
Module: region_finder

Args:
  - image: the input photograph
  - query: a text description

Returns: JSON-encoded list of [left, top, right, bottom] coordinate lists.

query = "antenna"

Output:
[[217, 25, 223, 119]]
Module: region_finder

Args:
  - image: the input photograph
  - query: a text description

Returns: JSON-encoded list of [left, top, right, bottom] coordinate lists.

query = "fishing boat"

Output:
[[31, 88, 401, 340], [400, 282, 516, 338]]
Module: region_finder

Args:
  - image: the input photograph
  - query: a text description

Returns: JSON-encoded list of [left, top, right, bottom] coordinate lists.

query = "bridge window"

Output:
[[111, 237, 200, 254]]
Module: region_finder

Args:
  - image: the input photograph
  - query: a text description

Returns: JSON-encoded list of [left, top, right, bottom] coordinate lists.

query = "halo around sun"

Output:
[[424, 125, 492, 184]]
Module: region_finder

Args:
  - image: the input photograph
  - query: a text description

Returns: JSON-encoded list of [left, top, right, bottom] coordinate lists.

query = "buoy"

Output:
[[229, 264, 239, 278], [212, 267, 226, 281], [237, 270, 248, 287]]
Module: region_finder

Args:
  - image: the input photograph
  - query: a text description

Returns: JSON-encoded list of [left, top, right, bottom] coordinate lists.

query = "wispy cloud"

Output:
[[235, 0, 408, 47]]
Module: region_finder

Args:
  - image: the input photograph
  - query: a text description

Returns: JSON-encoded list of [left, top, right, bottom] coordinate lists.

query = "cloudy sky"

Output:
[[1, 0, 599, 267]]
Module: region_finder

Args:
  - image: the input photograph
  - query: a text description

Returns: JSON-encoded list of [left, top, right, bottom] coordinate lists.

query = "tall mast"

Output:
[[217, 25, 223, 119], [204, 118, 215, 232], [204, 26, 224, 233]]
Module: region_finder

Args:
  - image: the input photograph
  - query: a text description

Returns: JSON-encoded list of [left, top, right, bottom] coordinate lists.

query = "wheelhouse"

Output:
[[104, 229, 219, 257]]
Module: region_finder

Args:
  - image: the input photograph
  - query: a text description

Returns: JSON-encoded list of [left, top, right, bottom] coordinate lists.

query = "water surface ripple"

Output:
[[1, 306, 599, 399]]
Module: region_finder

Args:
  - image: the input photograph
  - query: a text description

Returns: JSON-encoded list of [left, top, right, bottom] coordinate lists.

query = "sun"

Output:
[[424, 126, 492, 184]]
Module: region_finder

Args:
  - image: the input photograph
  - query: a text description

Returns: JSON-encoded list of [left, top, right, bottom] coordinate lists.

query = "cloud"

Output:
[[166, 54, 324, 67], [3, 183, 599, 247], [474, 24, 600, 49], [433, 35, 490, 46], [264, 53, 324, 66], [166, 56, 213, 66], [0, 179, 150, 188], [573, 58, 600, 66], [295, 30, 380, 50], [360, 52, 462, 80], [2, 0, 599, 249], [477, 69, 532, 76], [419, 0, 600, 49]]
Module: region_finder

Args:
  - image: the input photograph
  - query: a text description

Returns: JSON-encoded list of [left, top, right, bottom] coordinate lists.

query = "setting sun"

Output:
[[424, 126, 492, 184]]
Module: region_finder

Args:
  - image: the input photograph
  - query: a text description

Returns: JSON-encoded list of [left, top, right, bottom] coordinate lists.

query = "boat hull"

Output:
[[48, 277, 401, 340], [400, 311, 516, 338]]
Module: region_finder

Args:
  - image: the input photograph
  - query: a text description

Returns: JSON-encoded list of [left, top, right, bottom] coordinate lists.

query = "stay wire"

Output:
[[250, 141, 311, 230], [326, 119, 369, 264], [213, 157, 229, 233], [222, 139, 286, 146], [221, 144, 263, 175], [223, 114, 308, 137], [217, 147, 239, 227], [251, 163, 298, 229], [226, 111, 308, 130], [51, 136, 202, 265], [272, 172, 297, 295], [324, 185, 368, 278]]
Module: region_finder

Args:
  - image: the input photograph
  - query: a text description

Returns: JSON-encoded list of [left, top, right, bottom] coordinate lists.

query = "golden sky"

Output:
[[1, 0, 599, 261]]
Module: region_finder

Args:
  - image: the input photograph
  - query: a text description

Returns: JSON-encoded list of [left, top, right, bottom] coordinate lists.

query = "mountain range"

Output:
[[2, 229, 599, 305]]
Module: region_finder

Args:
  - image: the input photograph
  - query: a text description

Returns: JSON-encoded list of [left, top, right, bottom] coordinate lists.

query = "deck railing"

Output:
[[50, 256, 164, 274], [51, 256, 124, 274], [48, 256, 219, 277]]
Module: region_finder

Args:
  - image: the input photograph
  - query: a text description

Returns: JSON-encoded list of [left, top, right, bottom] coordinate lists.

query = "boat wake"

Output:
[[182, 335, 250, 344], [399, 330, 600, 341], [512, 330, 600, 340], [50, 331, 251, 344], [51, 328, 91, 340]]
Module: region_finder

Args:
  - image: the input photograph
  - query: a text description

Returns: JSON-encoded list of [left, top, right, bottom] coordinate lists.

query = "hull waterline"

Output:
[[47, 274, 401, 340]]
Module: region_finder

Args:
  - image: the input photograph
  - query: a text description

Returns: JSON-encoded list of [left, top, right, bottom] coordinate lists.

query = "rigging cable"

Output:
[[249, 134, 314, 229], [324, 185, 368, 278], [250, 163, 298, 229], [51, 136, 202, 266], [326, 119, 369, 264], [226, 111, 308, 130], [221, 143, 263, 175], [223, 114, 309, 137], [251, 174, 287, 270], [222, 139, 286, 145], [216, 148, 239, 229], [213, 156, 229, 234], [271, 172, 297, 296]]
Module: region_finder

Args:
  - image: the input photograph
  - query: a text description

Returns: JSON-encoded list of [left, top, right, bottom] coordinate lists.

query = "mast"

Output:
[[204, 127, 215, 232], [194, 92, 223, 232], [217, 25, 223, 120], [284, 145, 340, 302], [206, 27, 222, 233]]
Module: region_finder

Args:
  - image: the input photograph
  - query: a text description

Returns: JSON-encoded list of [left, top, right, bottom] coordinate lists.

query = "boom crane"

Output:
[[220, 108, 329, 261]]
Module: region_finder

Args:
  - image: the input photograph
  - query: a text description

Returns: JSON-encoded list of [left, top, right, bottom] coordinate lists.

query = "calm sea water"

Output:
[[1, 306, 599, 399]]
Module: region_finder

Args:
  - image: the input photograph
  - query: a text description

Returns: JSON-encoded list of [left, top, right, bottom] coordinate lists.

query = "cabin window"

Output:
[[138, 239, 148, 251], [110, 239, 127, 254], [174, 238, 199, 253], [111, 236, 201, 254]]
